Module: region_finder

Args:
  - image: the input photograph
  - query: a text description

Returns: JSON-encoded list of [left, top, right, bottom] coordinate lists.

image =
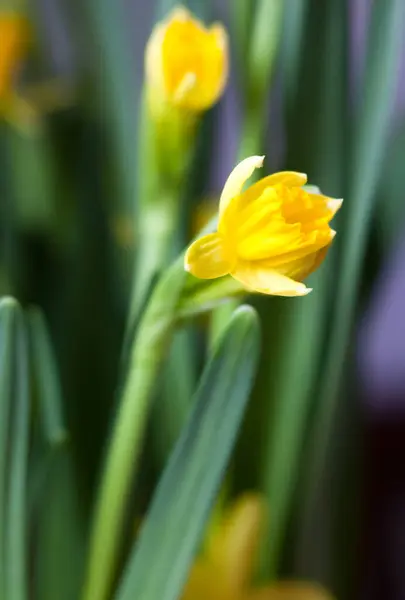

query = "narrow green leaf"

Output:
[[152, 328, 196, 464], [282, 0, 309, 109], [25, 309, 85, 600], [248, 0, 284, 102], [231, 0, 256, 81], [0, 297, 18, 600], [297, 0, 405, 584], [5, 306, 29, 600], [33, 449, 85, 600], [115, 305, 261, 600], [257, 0, 347, 580], [82, 0, 139, 215], [28, 308, 68, 447], [83, 256, 187, 600], [375, 122, 405, 248]]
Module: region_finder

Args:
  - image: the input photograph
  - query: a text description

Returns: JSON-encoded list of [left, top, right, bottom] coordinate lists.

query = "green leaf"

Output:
[[26, 308, 84, 600], [4, 304, 29, 600], [248, 0, 284, 103], [33, 449, 85, 600], [256, 0, 348, 580], [282, 0, 309, 110], [115, 305, 261, 600], [0, 297, 18, 599], [28, 308, 68, 447], [296, 0, 405, 588], [83, 256, 188, 600], [375, 122, 405, 248]]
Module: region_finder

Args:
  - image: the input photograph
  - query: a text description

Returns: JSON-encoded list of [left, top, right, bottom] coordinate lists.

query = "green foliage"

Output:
[[0, 1, 404, 599], [116, 306, 260, 600]]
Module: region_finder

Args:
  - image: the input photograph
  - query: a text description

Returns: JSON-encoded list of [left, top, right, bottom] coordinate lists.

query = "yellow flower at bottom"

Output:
[[181, 494, 334, 600], [184, 156, 342, 297], [145, 6, 228, 116]]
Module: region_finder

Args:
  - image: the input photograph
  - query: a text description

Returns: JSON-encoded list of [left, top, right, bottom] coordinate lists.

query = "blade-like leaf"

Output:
[[256, 0, 347, 580], [297, 0, 405, 585], [5, 305, 29, 600], [27, 308, 84, 600], [115, 305, 260, 600], [33, 449, 85, 600], [28, 308, 68, 447], [0, 297, 18, 599]]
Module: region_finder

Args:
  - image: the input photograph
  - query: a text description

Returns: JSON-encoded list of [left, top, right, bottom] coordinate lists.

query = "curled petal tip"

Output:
[[328, 198, 343, 215], [219, 155, 266, 216]]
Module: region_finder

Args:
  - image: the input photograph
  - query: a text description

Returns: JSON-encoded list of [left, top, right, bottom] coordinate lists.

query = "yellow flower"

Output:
[[184, 156, 342, 297], [181, 494, 333, 600], [0, 12, 29, 106], [145, 6, 228, 116]]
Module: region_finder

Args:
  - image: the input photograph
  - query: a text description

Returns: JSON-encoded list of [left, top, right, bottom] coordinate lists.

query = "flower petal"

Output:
[[231, 262, 312, 296], [234, 171, 308, 212], [262, 171, 308, 188], [219, 155, 265, 217], [181, 563, 231, 600], [326, 197, 343, 216], [304, 187, 343, 220], [207, 494, 266, 591], [246, 582, 334, 600], [184, 233, 232, 279], [219, 171, 308, 236], [282, 245, 330, 281]]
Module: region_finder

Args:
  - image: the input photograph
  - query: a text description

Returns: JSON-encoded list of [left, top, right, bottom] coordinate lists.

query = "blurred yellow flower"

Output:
[[145, 6, 228, 117], [184, 156, 342, 297], [181, 494, 333, 600], [0, 12, 29, 107]]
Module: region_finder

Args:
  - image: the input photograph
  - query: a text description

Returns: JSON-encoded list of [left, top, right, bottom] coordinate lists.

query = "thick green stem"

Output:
[[82, 259, 186, 600]]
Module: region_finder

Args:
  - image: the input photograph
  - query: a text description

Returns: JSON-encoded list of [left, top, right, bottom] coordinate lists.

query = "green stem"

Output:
[[127, 188, 179, 332], [82, 258, 186, 600]]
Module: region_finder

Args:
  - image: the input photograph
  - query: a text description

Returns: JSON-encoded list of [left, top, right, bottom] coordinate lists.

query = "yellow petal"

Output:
[[207, 494, 266, 591], [144, 22, 166, 106], [326, 197, 343, 216], [184, 233, 233, 279], [231, 261, 312, 296], [219, 155, 265, 217], [219, 171, 308, 238], [181, 562, 232, 600], [261, 171, 307, 188], [246, 582, 334, 600], [232, 171, 308, 213], [282, 245, 330, 281]]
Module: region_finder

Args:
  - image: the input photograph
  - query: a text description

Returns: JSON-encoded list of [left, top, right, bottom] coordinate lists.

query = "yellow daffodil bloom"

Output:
[[0, 12, 29, 109], [184, 156, 342, 297], [145, 6, 228, 117], [181, 494, 333, 600]]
